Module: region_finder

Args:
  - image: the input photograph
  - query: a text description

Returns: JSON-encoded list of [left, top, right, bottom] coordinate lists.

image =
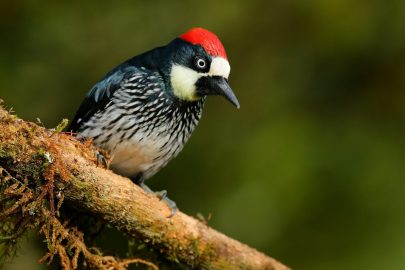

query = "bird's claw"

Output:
[[155, 190, 167, 200], [95, 151, 108, 168], [139, 183, 177, 217], [162, 196, 177, 218]]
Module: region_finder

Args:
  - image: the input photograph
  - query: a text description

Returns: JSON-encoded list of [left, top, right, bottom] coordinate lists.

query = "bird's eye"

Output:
[[195, 57, 207, 70]]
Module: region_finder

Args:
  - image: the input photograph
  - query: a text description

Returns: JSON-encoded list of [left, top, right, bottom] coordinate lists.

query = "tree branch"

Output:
[[0, 101, 290, 270]]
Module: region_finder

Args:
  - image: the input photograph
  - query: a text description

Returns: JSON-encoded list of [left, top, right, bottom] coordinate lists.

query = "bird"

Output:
[[68, 27, 239, 215]]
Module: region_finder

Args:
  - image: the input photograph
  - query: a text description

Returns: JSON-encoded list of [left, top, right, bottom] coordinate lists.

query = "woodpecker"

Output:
[[68, 28, 239, 214]]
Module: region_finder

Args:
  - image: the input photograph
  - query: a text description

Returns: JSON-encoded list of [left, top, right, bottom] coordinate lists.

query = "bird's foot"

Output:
[[95, 151, 108, 168], [161, 195, 177, 218], [140, 183, 177, 217], [155, 190, 167, 200]]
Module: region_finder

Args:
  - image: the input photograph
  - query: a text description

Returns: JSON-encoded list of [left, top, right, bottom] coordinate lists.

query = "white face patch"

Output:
[[171, 65, 202, 101], [170, 57, 230, 101]]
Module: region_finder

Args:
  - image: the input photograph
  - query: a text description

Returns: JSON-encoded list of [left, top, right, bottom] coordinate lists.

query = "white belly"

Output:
[[109, 139, 160, 177]]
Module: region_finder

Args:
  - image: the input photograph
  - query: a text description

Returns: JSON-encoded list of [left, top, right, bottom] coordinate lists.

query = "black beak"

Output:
[[195, 76, 240, 109]]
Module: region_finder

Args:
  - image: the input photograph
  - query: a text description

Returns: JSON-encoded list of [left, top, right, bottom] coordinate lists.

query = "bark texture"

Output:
[[0, 102, 290, 270]]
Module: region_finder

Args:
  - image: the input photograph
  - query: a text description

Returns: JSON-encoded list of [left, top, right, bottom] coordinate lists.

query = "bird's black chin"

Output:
[[195, 76, 240, 108]]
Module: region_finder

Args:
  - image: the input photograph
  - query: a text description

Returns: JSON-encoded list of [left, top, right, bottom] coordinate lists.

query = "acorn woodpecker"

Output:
[[68, 28, 239, 214]]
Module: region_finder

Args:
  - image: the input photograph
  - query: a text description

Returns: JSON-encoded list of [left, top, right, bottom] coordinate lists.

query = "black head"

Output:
[[162, 28, 240, 108]]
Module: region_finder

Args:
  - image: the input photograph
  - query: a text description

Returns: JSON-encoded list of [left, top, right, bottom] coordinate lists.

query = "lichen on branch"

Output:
[[0, 100, 289, 270], [0, 104, 157, 269]]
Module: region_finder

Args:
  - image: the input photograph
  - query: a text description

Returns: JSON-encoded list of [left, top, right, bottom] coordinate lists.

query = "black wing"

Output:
[[68, 66, 138, 132]]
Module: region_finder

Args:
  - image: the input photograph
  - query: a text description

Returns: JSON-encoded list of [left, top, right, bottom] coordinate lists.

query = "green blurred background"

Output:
[[1, 0, 405, 269]]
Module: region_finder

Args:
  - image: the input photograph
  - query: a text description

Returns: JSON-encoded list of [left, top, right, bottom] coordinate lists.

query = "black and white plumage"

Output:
[[71, 67, 205, 179], [68, 28, 239, 210]]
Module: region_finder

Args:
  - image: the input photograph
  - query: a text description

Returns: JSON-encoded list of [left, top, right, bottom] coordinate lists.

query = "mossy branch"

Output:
[[0, 100, 290, 270]]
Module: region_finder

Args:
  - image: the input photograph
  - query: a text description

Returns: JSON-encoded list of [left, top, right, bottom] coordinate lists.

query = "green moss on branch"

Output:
[[0, 101, 289, 270]]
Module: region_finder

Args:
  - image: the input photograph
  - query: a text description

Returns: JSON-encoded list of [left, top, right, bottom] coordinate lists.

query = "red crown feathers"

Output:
[[180, 28, 228, 59]]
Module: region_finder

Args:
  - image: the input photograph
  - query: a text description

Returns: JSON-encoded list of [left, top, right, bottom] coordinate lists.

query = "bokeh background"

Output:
[[1, 1, 405, 269]]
